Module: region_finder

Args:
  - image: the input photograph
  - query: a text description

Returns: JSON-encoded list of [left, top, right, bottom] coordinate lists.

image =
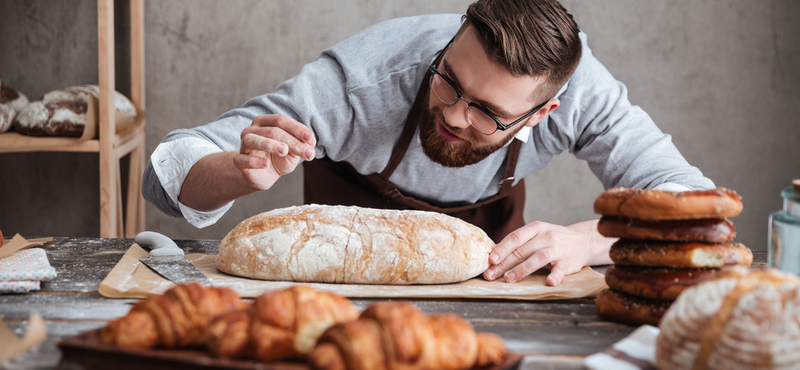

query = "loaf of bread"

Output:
[[13, 85, 136, 137], [100, 283, 247, 349], [594, 188, 743, 220], [0, 80, 29, 132], [595, 288, 671, 327], [216, 205, 495, 285], [604, 265, 719, 300], [309, 302, 507, 370], [656, 266, 800, 370], [609, 240, 752, 268], [206, 286, 359, 361], [597, 216, 736, 242]]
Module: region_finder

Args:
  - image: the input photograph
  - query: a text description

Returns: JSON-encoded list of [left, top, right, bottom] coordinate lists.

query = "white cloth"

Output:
[[583, 325, 660, 370]]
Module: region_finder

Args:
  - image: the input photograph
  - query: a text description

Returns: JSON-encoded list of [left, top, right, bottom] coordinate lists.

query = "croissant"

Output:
[[206, 286, 359, 361], [100, 283, 247, 349], [309, 302, 507, 370]]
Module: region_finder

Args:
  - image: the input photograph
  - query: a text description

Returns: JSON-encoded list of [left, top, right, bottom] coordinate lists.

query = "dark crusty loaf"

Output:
[[13, 85, 136, 137], [609, 240, 752, 268], [597, 216, 736, 242], [0, 81, 29, 132], [216, 205, 495, 285]]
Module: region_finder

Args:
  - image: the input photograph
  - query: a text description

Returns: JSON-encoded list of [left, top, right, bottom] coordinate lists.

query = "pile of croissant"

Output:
[[100, 283, 507, 369]]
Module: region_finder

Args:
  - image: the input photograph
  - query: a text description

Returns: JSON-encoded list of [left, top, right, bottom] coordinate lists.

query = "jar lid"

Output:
[[794, 179, 800, 194]]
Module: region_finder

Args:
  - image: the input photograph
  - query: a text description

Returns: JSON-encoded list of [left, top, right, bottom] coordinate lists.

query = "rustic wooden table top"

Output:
[[0, 236, 768, 370]]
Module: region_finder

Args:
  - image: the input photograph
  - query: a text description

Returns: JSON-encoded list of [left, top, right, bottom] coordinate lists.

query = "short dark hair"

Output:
[[461, 0, 582, 104]]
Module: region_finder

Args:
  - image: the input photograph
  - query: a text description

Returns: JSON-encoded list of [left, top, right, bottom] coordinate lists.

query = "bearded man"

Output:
[[143, 0, 714, 286]]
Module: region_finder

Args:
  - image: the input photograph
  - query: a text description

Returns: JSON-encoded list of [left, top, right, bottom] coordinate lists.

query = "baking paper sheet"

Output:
[[99, 244, 608, 300]]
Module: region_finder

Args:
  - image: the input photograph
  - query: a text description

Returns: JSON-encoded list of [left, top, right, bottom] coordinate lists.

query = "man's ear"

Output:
[[525, 98, 560, 127]]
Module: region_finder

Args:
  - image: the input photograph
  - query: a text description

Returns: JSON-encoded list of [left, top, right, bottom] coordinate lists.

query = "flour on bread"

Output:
[[217, 205, 494, 285]]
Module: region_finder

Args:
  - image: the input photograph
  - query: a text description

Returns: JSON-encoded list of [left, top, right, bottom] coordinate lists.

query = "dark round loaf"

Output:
[[609, 240, 752, 268], [0, 82, 29, 132], [594, 188, 743, 220], [595, 288, 672, 327], [605, 265, 720, 300], [597, 216, 736, 242]]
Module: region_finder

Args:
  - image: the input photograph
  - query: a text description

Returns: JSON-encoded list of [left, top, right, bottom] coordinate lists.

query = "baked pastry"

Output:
[[597, 216, 736, 242], [216, 205, 495, 285], [206, 286, 359, 361], [595, 288, 671, 326], [13, 85, 136, 137], [609, 240, 752, 268], [594, 188, 743, 220], [0, 80, 29, 132], [100, 283, 247, 349], [656, 267, 800, 370], [605, 265, 719, 300], [309, 301, 507, 370]]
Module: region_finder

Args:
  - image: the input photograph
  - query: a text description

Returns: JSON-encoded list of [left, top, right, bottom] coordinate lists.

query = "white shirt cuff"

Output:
[[150, 137, 234, 228], [652, 182, 692, 192]]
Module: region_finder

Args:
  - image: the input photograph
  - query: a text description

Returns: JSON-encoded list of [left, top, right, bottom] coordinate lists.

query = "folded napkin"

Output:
[[583, 325, 660, 370], [0, 235, 57, 293]]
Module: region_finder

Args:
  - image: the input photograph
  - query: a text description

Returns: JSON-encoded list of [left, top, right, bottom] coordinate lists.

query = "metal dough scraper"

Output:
[[136, 231, 212, 286]]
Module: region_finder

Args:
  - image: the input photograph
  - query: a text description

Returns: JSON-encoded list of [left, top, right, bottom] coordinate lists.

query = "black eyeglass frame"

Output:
[[428, 37, 549, 135]]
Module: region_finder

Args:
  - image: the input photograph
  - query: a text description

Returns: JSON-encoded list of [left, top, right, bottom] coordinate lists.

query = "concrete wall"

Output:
[[1, 0, 798, 253]]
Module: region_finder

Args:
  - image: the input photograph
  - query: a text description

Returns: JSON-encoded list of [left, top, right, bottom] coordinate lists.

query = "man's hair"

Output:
[[462, 0, 582, 104]]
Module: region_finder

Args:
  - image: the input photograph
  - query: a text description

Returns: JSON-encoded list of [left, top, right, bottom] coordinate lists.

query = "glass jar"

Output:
[[768, 180, 800, 274]]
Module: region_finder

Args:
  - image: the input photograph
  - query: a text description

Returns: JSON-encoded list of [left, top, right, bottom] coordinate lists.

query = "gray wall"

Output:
[[1, 0, 798, 254]]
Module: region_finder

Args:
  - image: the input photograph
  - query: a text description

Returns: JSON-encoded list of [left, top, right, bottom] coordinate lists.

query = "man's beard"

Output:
[[418, 95, 521, 168]]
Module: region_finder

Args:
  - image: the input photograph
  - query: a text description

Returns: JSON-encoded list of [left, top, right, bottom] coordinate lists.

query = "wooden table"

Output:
[[0, 237, 767, 369]]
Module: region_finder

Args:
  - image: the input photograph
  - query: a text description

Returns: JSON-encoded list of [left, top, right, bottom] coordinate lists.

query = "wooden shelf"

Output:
[[0, 112, 145, 154], [0, 0, 147, 238]]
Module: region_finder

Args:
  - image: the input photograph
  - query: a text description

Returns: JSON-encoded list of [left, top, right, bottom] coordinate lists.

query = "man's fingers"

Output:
[[233, 153, 268, 170], [504, 247, 554, 283], [545, 262, 567, 287], [490, 221, 544, 264], [251, 114, 316, 145]]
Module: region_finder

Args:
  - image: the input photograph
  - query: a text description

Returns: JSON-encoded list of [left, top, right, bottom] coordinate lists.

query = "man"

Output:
[[143, 0, 714, 286]]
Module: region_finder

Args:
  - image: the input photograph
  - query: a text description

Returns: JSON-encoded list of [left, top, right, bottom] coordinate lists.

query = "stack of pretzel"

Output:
[[592, 188, 752, 326]]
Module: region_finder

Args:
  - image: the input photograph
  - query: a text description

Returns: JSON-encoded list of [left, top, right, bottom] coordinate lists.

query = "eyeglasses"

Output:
[[428, 38, 548, 136]]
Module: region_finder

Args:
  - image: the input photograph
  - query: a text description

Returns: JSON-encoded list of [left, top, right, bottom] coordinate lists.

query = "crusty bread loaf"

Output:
[[609, 240, 752, 268], [13, 85, 136, 137], [605, 265, 719, 300], [656, 266, 800, 370], [216, 205, 495, 285], [594, 188, 743, 220], [597, 216, 736, 242], [0, 81, 29, 133], [595, 289, 671, 327]]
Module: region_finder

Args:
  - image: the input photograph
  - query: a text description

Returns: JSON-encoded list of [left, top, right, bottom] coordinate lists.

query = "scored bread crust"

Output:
[[605, 265, 720, 300], [597, 216, 736, 242], [656, 266, 800, 370], [609, 240, 753, 268], [595, 289, 672, 326], [216, 205, 495, 285], [593, 188, 743, 220]]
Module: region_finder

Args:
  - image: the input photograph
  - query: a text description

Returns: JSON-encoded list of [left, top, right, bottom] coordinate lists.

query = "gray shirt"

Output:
[[143, 14, 714, 227]]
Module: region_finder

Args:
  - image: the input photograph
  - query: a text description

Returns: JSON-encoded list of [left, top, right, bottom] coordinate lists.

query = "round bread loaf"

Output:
[[13, 85, 136, 137], [216, 205, 495, 285], [605, 265, 719, 300], [656, 266, 800, 370], [595, 289, 672, 326], [594, 188, 742, 220], [609, 240, 752, 268], [0, 81, 30, 132], [597, 216, 736, 242]]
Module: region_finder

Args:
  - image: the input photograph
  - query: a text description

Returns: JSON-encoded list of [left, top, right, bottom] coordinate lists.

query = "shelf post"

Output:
[[98, 0, 118, 237]]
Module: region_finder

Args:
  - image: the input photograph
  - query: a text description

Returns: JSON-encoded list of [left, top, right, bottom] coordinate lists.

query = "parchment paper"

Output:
[[0, 234, 54, 259], [99, 244, 608, 300], [0, 313, 48, 364]]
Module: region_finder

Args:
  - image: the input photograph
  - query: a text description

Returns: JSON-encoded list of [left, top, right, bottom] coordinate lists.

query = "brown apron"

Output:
[[302, 71, 525, 243]]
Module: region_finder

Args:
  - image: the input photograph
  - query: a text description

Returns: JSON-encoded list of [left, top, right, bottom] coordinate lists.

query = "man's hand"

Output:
[[179, 114, 316, 212], [235, 114, 317, 190], [483, 219, 615, 286]]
